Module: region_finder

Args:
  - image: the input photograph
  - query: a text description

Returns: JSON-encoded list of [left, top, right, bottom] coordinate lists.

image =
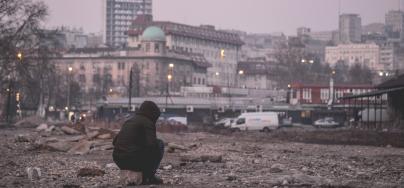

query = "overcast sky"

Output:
[[40, 0, 399, 35]]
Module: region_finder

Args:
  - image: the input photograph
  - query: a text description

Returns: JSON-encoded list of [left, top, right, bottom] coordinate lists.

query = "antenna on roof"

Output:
[[338, 0, 341, 16], [400, 0, 401, 11]]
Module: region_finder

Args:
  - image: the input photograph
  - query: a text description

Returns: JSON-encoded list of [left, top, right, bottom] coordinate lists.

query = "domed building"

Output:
[[140, 26, 166, 55]]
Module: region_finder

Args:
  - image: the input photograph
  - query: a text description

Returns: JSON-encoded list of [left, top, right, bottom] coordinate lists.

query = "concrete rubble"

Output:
[[1, 120, 404, 187]]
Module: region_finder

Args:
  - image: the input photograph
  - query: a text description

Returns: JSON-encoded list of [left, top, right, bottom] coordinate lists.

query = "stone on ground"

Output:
[[119, 170, 143, 186], [61, 126, 81, 135]]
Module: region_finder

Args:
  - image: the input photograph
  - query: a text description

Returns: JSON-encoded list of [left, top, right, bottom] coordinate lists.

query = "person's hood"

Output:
[[136, 101, 161, 123]]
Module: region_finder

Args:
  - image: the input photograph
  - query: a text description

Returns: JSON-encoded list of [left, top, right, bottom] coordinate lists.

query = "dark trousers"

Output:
[[113, 139, 165, 178], [143, 139, 165, 178]]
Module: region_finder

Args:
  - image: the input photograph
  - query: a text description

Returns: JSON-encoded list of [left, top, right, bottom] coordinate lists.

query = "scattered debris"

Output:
[[163, 165, 173, 170], [77, 168, 105, 177], [68, 140, 93, 155], [180, 154, 223, 163], [36, 123, 48, 131], [61, 126, 81, 135], [119, 170, 142, 186], [97, 134, 112, 139], [26, 167, 41, 181], [226, 175, 237, 181], [15, 134, 30, 142], [43, 141, 75, 152], [15, 116, 45, 128], [167, 143, 188, 153], [2, 125, 404, 187], [270, 163, 285, 173], [105, 163, 118, 169], [86, 131, 100, 139]]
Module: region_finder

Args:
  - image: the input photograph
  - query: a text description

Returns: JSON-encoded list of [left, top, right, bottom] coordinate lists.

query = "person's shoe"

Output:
[[146, 176, 163, 185]]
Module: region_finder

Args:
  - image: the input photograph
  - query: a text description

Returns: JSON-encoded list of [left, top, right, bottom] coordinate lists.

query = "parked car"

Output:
[[230, 112, 279, 132], [313, 117, 340, 128], [214, 118, 235, 128]]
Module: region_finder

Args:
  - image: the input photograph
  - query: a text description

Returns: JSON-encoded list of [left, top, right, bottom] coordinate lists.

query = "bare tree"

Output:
[[0, 0, 62, 119]]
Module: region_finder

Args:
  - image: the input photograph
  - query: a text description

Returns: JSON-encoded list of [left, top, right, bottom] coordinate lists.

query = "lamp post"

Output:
[[286, 84, 291, 104], [128, 67, 133, 112], [166, 64, 174, 110], [5, 52, 23, 123], [237, 69, 244, 88], [66, 66, 73, 113]]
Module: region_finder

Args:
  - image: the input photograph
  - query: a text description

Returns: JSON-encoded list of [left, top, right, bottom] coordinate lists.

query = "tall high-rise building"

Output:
[[105, 0, 152, 47], [339, 14, 362, 43], [386, 10, 404, 32], [385, 10, 404, 39]]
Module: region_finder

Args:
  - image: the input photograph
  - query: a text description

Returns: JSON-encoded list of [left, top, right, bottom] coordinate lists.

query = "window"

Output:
[[118, 62, 125, 70], [145, 43, 150, 52], [154, 43, 160, 53], [236, 118, 245, 125], [79, 75, 86, 83]]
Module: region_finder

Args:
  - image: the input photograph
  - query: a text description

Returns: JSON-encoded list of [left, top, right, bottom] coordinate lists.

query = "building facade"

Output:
[[105, 0, 152, 47], [385, 10, 404, 35], [325, 43, 380, 70], [237, 58, 283, 90], [54, 26, 210, 100], [289, 83, 374, 105], [339, 14, 362, 43], [127, 15, 244, 87], [309, 30, 339, 42]]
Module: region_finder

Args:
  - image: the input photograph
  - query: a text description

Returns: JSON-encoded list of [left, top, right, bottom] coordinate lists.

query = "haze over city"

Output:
[[2, 0, 404, 187], [42, 0, 399, 34]]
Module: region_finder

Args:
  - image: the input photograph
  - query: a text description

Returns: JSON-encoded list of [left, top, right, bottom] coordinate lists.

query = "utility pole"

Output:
[[128, 67, 133, 112], [5, 81, 13, 123]]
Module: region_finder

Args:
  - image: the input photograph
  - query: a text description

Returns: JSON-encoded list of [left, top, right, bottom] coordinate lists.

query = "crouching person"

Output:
[[113, 101, 164, 185]]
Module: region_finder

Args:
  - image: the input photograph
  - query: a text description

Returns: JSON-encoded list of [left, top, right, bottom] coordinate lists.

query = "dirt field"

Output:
[[1, 124, 404, 188]]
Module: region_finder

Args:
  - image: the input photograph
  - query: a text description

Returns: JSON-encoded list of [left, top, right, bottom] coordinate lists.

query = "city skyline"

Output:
[[41, 0, 399, 35]]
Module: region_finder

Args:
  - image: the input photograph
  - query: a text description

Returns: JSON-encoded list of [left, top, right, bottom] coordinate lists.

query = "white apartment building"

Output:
[[325, 43, 380, 70], [105, 0, 152, 47]]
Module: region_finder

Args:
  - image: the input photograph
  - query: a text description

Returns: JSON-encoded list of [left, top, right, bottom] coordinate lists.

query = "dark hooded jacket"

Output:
[[112, 101, 161, 171]]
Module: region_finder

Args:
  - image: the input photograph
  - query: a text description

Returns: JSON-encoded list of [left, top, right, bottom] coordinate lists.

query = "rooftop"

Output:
[[127, 15, 244, 46]]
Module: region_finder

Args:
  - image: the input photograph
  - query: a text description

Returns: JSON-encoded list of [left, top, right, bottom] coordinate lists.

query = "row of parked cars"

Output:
[[214, 112, 342, 131]]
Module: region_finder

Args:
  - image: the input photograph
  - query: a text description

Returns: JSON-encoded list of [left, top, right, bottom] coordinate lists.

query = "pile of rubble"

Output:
[[16, 123, 116, 155]]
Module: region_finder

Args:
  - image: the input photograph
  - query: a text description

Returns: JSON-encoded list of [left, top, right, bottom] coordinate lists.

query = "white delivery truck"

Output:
[[230, 112, 279, 132]]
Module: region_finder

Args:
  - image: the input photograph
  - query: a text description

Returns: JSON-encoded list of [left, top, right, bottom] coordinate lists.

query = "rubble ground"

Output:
[[1, 124, 404, 188]]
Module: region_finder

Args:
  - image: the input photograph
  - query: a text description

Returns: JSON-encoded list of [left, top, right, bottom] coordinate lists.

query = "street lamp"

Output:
[[166, 64, 174, 111], [286, 84, 292, 104], [17, 52, 23, 62], [67, 66, 73, 116], [238, 70, 244, 75]]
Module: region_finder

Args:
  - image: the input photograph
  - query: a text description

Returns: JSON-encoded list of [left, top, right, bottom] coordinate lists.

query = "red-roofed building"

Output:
[[289, 82, 374, 105]]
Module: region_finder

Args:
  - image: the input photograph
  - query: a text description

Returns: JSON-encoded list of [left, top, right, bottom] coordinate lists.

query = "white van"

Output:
[[230, 112, 279, 132]]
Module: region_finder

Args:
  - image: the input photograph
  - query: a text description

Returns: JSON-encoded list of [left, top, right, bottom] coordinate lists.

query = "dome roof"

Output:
[[142, 26, 166, 42]]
